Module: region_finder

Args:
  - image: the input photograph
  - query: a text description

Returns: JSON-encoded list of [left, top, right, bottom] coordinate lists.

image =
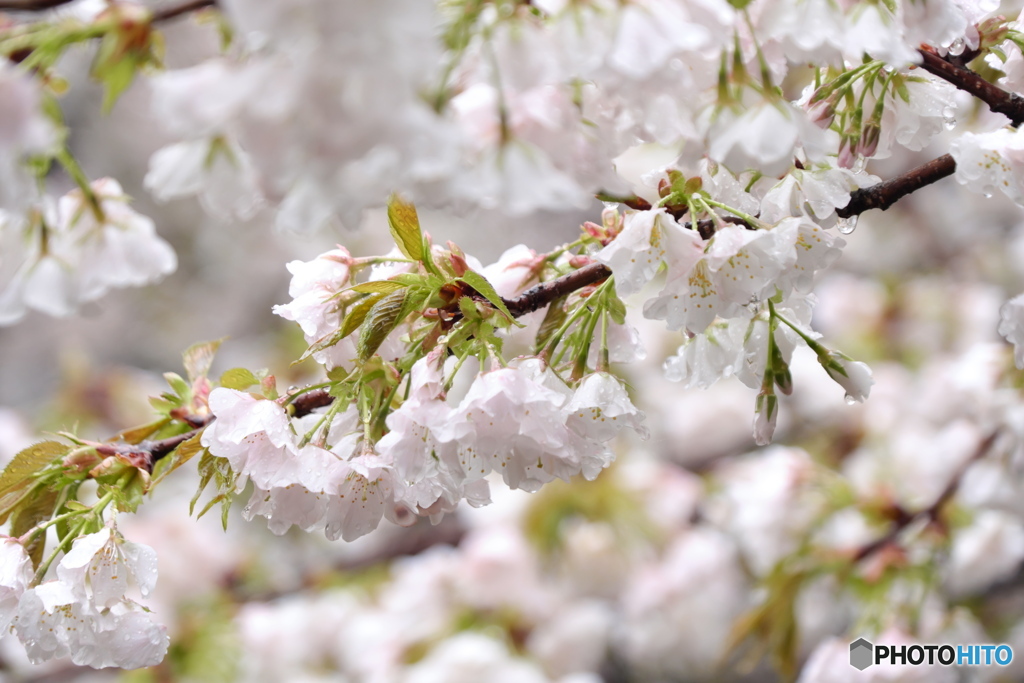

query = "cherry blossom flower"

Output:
[[755, 0, 847, 65], [999, 291, 1024, 368], [643, 224, 795, 335], [594, 208, 704, 297], [272, 247, 356, 369], [704, 97, 833, 175], [0, 538, 32, 632], [13, 527, 167, 669], [0, 59, 56, 213], [818, 350, 874, 403], [0, 179, 176, 325], [759, 165, 879, 225], [946, 510, 1024, 596], [951, 128, 1024, 204]]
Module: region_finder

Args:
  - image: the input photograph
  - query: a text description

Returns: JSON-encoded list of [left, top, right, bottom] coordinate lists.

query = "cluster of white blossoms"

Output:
[[132, 0, 995, 229], [0, 529, 166, 669], [0, 177, 176, 325], [202, 354, 647, 541], [0, 0, 1011, 328]]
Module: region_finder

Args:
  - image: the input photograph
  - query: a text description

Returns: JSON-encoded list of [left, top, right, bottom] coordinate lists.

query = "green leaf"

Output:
[[348, 280, 407, 295], [391, 273, 434, 288], [112, 418, 171, 445], [397, 288, 429, 324], [10, 488, 59, 569], [114, 471, 146, 513], [534, 296, 567, 354], [358, 289, 409, 362], [339, 293, 385, 340], [163, 372, 191, 400], [458, 296, 480, 321], [96, 49, 139, 113], [297, 294, 384, 364], [895, 79, 911, 104], [191, 450, 237, 530], [219, 367, 258, 391], [0, 441, 66, 498], [606, 295, 627, 325], [458, 270, 523, 326], [386, 193, 425, 261], [183, 337, 226, 383]]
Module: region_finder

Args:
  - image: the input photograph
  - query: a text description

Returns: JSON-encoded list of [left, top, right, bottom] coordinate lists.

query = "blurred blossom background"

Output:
[[7, 2, 1024, 682]]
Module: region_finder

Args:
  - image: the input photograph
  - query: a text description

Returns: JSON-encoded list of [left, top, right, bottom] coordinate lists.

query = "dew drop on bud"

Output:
[[844, 393, 858, 405], [852, 156, 867, 173], [836, 216, 858, 235]]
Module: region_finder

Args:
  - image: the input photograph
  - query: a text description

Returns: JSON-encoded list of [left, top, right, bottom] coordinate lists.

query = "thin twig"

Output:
[[102, 388, 332, 467], [917, 47, 1024, 127], [838, 154, 957, 218], [852, 430, 1000, 563], [151, 0, 214, 22], [0, 0, 72, 10]]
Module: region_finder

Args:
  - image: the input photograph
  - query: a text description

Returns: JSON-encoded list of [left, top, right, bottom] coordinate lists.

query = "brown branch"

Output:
[[151, 0, 215, 22], [101, 388, 332, 468], [837, 153, 957, 218], [503, 262, 612, 317], [0, 0, 214, 19], [853, 430, 999, 563], [0, 0, 72, 10], [97, 417, 210, 471], [917, 47, 1024, 127]]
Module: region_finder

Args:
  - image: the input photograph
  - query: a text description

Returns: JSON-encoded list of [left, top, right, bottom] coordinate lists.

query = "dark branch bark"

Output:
[[152, 0, 215, 22], [0, 0, 72, 10], [838, 153, 957, 218], [917, 47, 1024, 127], [0, 0, 214, 20], [503, 262, 612, 317]]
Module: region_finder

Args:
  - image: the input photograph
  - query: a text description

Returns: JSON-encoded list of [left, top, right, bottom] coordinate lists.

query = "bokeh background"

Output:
[[5, 6, 1024, 683]]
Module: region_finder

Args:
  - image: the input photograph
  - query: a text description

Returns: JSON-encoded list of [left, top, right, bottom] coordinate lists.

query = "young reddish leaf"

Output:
[[183, 337, 227, 383]]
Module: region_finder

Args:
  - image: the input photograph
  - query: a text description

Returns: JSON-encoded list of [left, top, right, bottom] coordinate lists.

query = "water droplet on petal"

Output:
[[844, 393, 858, 405], [836, 216, 858, 235], [984, 191, 994, 199], [949, 37, 965, 56]]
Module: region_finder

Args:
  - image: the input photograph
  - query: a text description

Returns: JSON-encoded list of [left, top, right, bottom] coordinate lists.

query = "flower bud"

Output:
[[817, 350, 873, 403]]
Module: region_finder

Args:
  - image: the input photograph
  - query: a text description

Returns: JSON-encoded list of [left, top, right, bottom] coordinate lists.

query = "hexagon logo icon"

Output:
[[850, 638, 873, 670]]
